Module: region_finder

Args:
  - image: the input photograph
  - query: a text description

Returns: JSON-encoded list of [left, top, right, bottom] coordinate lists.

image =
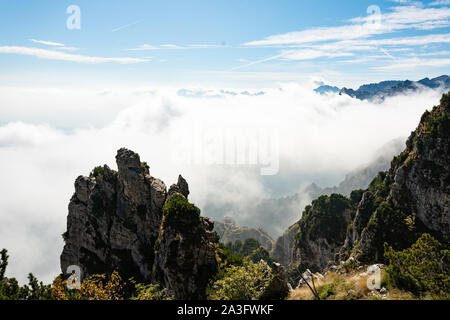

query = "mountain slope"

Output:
[[290, 92, 450, 271]]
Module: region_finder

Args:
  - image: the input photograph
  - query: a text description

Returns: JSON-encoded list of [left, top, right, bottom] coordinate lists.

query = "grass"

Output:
[[289, 269, 420, 300]]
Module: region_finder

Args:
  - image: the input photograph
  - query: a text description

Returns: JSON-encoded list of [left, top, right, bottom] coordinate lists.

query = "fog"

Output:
[[0, 83, 443, 283]]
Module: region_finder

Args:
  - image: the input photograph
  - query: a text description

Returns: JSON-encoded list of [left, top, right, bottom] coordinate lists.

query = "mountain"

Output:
[[288, 92, 449, 272], [314, 85, 340, 95], [314, 75, 450, 101], [214, 217, 275, 252], [60, 148, 218, 299]]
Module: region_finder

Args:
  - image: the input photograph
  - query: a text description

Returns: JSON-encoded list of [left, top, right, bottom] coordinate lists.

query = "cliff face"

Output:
[[343, 93, 450, 263], [293, 194, 358, 272], [153, 193, 218, 300], [60, 148, 218, 299], [270, 223, 299, 266], [290, 93, 450, 271]]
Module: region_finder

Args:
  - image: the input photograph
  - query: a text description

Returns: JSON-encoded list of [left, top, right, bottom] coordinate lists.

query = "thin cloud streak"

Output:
[[112, 20, 143, 32], [29, 39, 64, 47], [0, 46, 148, 64]]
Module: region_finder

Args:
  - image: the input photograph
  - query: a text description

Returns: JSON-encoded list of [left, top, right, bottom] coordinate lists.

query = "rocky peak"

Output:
[[168, 174, 190, 198], [60, 148, 218, 299]]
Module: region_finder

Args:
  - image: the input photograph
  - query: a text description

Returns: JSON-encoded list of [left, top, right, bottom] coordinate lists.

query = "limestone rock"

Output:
[[260, 262, 291, 300], [60, 148, 218, 299], [270, 223, 299, 266], [153, 194, 218, 299]]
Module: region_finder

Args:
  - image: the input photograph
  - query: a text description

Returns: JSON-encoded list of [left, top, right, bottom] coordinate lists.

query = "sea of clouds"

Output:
[[0, 83, 444, 284]]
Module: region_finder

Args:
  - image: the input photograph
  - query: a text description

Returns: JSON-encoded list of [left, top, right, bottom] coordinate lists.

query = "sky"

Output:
[[0, 1, 450, 284], [0, 0, 450, 88]]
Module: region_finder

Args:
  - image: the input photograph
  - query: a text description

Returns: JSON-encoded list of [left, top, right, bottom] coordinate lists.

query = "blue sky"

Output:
[[1, 0, 450, 88]]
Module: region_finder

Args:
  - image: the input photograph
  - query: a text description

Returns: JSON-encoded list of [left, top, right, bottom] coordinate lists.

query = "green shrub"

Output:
[[208, 260, 273, 300], [384, 234, 450, 299], [317, 282, 336, 300], [350, 189, 364, 204], [162, 194, 201, 229], [131, 282, 172, 300], [296, 194, 351, 244], [89, 166, 104, 179]]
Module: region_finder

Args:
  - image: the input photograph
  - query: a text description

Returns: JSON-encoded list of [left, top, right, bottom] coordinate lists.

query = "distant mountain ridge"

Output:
[[315, 75, 450, 101]]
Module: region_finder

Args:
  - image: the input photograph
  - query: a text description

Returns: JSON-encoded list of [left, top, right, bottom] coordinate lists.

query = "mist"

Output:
[[0, 83, 444, 283]]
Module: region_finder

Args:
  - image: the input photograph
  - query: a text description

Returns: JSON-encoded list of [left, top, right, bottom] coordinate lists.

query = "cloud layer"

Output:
[[0, 83, 444, 284]]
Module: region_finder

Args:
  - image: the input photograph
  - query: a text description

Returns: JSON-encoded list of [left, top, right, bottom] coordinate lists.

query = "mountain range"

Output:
[[315, 75, 450, 101]]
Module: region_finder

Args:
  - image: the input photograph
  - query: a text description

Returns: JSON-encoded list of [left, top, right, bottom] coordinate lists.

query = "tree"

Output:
[[0, 249, 8, 280]]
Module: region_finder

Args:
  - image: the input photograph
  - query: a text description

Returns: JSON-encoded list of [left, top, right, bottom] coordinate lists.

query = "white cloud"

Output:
[[111, 20, 142, 32], [29, 39, 80, 52], [128, 43, 223, 51], [246, 6, 450, 46], [429, 0, 450, 6], [29, 39, 64, 47], [0, 46, 148, 64], [128, 44, 161, 51], [374, 57, 450, 70], [280, 49, 354, 61]]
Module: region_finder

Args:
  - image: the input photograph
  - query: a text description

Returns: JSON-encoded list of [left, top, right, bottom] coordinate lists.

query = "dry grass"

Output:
[[289, 269, 417, 300]]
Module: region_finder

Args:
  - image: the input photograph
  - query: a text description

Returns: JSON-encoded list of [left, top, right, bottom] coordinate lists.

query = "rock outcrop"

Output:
[[153, 194, 218, 300], [60, 148, 218, 299], [270, 223, 299, 266], [293, 194, 357, 272], [260, 262, 291, 300]]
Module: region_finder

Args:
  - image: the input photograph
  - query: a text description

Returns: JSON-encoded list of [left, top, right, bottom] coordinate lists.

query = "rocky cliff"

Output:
[[60, 148, 218, 299], [289, 93, 450, 272], [270, 223, 299, 266], [342, 93, 449, 263], [293, 193, 359, 272]]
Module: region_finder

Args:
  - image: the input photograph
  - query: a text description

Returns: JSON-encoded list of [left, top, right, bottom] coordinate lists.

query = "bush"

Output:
[[296, 194, 351, 245], [317, 282, 336, 300], [89, 166, 104, 179], [384, 234, 450, 299], [162, 194, 201, 229], [52, 271, 172, 300], [131, 282, 172, 300], [349, 189, 364, 204], [208, 260, 273, 300]]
